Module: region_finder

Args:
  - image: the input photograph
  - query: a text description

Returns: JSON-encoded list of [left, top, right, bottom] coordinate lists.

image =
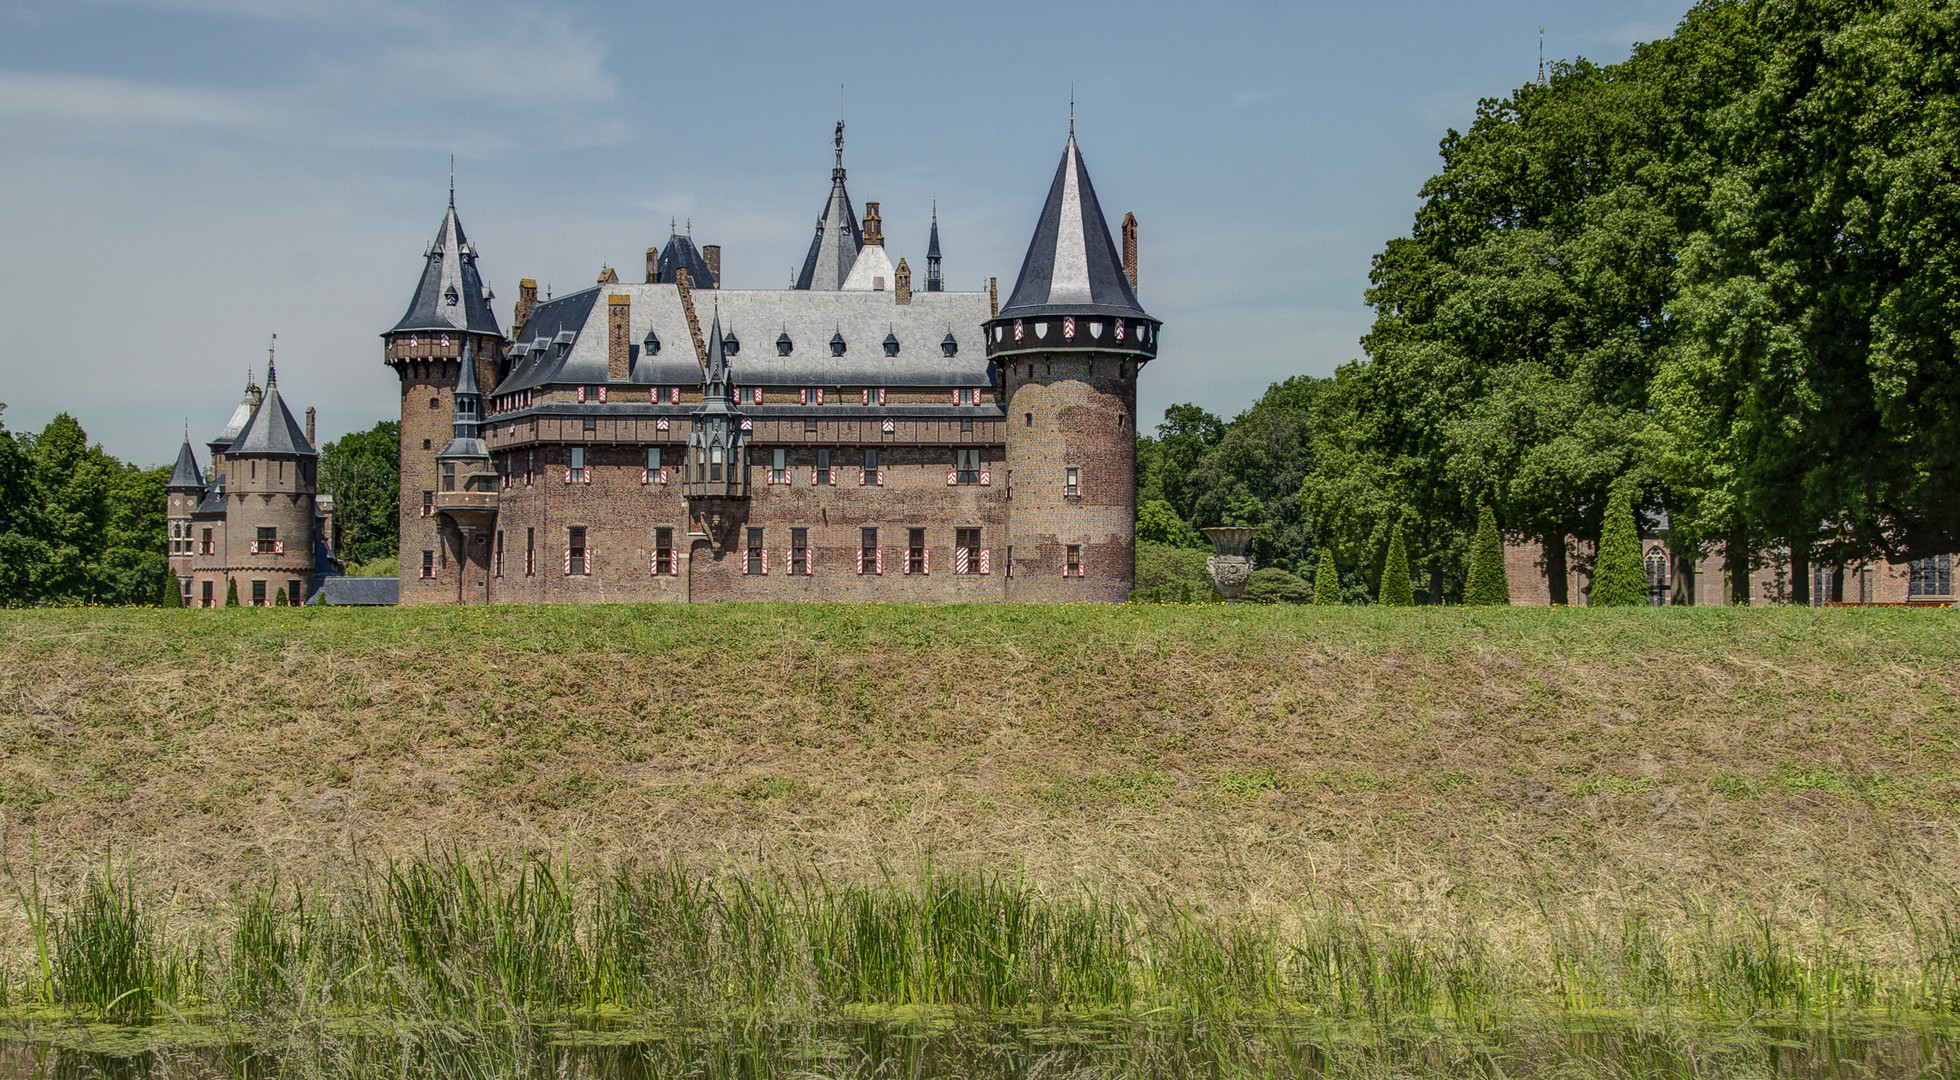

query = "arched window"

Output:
[[1645, 551, 1668, 606]]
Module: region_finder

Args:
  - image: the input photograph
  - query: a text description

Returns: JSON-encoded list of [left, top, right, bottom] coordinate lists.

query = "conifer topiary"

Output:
[[1313, 548, 1341, 606], [1463, 504, 1511, 606], [1379, 524, 1415, 606], [158, 573, 182, 608], [1590, 477, 1648, 607], [224, 578, 239, 607], [274, 585, 288, 607]]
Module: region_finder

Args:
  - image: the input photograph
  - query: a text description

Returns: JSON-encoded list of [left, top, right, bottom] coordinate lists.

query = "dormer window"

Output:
[[644, 330, 660, 355], [723, 331, 740, 356], [883, 332, 900, 357], [830, 331, 846, 357], [444, 285, 460, 306], [942, 332, 958, 357], [777, 331, 793, 356]]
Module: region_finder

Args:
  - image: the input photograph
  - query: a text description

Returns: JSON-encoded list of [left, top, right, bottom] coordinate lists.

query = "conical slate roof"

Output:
[[439, 340, 488, 460], [208, 378, 260, 453], [389, 200, 502, 336], [658, 231, 718, 288], [167, 438, 204, 491], [998, 134, 1149, 321], [795, 145, 861, 291], [229, 385, 316, 457], [927, 209, 942, 259]]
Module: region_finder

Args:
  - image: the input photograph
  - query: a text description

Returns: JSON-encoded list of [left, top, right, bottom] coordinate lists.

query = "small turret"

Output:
[[925, 201, 943, 292]]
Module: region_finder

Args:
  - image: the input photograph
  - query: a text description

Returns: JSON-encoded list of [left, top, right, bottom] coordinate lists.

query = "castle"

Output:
[[389, 125, 1155, 604]]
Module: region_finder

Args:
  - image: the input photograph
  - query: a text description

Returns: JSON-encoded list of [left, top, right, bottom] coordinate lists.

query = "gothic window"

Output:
[[777, 331, 793, 356], [941, 332, 958, 357], [1646, 551, 1668, 606], [884, 332, 900, 356]]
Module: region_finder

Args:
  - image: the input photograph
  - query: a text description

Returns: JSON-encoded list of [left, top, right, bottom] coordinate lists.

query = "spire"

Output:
[[265, 333, 277, 390], [449, 154, 455, 207], [388, 193, 502, 336], [439, 339, 488, 460], [229, 375, 316, 457], [167, 435, 204, 492], [996, 130, 1150, 321], [925, 200, 943, 292], [796, 123, 861, 290], [1538, 27, 1546, 85]]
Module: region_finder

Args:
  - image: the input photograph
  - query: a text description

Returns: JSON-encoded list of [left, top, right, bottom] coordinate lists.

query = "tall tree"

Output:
[[319, 420, 400, 568]]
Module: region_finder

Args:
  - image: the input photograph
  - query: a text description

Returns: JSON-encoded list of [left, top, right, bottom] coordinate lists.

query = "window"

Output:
[[1811, 563, 1836, 606], [201, 580, 213, 607], [962, 417, 973, 432], [441, 461, 456, 491], [568, 527, 587, 576], [859, 527, 880, 574], [1646, 551, 1669, 606], [801, 387, 824, 406], [815, 449, 831, 486], [744, 387, 764, 405], [1025, 413, 1033, 427], [525, 450, 535, 486], [1065, 467, 1080, 496], [201, 528, 214, 556], [421, 550, 435, 579], [644, 446, 664, 484], [805, 415, 818, 433], [430, 397, 440, 409], [654, 527, 675, 576], [791, 528, 809, 575], [526, 528, 536, 576], [569, 446, 587, 483], [908, 528, 927, 574], [288, 580, 302, 607], [1066, 545, 1083, 578], [862, 447, 880, 485], [861, 387, 887, 406], [422, 491, 434, 517], [709, 445, 724, 481], [771, 448, 788, 486], [422, 440, 432, 450], [251, 580, 267, 606], [584, 415, 597, 432], [746, 527, 765, 575], [956, 448, 981, 485], [1910, 554, 1952, 597], [495, 530, 505, 577], [255, 526, 278, 554], [956, 528, 982, 575]]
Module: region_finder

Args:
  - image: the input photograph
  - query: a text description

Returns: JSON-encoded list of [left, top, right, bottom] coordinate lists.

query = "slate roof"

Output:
[[490, 285, 993, 396], [656, 232, 718, 288], [312, 577, 399, 606], [193, 472, 227, 516], [229, 385, 317, 457], [439, 340, 488, 459], [208, 382, 259, 453], [998, 133, 1150, 321], [167, 438, 204, 491], [840, 243, 894, 291], [927, 210, 942, 259], [796, 166, 861, 291], [389, 201, 502, 336]]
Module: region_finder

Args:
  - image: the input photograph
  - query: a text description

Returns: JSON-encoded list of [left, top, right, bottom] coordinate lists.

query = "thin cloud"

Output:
[[1231, 88, 1276, 108], [0, 69, 261, 126]]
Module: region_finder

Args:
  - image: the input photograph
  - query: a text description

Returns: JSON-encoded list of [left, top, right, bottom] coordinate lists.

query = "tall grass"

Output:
[[8, 854, 1960, 1035]]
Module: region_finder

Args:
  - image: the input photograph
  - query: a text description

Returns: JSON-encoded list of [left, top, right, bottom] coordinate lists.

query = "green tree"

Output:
[[1242, 567, 1313, 604], [273, 585, 288, 606], [1152, 404, 1225, 521], [224, 577, 238, 607], [1313, 548, 1341, 606], [158, 571, 181, 607], [95, 459, 168, 606], [1379, 524, 1414, 606], [1136, 498, 1205, 549], [1590, 477, 1647, 607], [1186, 377, 1323, 574], [319, 420, 400, 568], [27, 414, 110, 602], [0, 406, 37, 605], [1463, 504, 1510, 606]]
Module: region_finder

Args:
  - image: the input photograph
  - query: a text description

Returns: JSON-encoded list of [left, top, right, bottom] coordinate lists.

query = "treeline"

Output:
[[0, 408, 170, 605], [1144, 0, 1960, 604]]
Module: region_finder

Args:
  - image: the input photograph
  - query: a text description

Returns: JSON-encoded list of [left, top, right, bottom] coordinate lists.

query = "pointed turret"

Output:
[[654, 222, 719, 288], [208, 374, 262, 464], [683, 311, 748, 511], [987, 131, 1158, 359], [438, 339, 488, 460], [794, 121, 862, 291], [391, 199, 502, 336], [230, 359, 317, 458], [167, 437, 203, 493], [925, 201, 943, 292]]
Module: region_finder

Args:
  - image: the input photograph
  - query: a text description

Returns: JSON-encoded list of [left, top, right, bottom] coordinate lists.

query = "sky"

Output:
[[0, 0, 1697, 467]]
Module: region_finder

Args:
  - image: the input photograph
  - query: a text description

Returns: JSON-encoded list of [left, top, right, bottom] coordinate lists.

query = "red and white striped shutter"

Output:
[[955, 547, 969, 574], [923, 547, 930, 574], [649, 549, 657, 575], [856, 547, 864, 574], [800, 388, 808, 405], [875, 547, 883, 574], [597, 386, 607, 403], [640, 468, 649, 485], [815, 388, 824, 405], [563, 468, 572, 483], [577, 386, 586, 403], [762, 547, 768, 575], [861, 388, 869, 405], [946, 469, 957, 486], [583, 469, 591, 485], [952, 388, 961, 405], [980, 548, 991, 574], [585, 550, 594, 575], [980, 470, 991, 486], [660, 467, 669, 484], [563, 548, 572, 575], [877, 468, 885, 485], [671, 551, 680, 577], [806, 547, 814, 575], [810, 468, 818, 486], [878, 388, 887, 406], [649, 388, 657, 404], [829, 470, 836, 487]]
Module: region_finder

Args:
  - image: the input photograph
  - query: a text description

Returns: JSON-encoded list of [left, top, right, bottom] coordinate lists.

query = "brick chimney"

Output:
[[646, 248, 659, 284], [513, 279, 538, 338], [607, 294, 631, 380], [304, 407, 316, 448], [1122, 212, 1138, 289], [988, 276, 998, 317], [894, 258, 911, 305], [862, 202, 883, 246], [702, 245, 721, 289]]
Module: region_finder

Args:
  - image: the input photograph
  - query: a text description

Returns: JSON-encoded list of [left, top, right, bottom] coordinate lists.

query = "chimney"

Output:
[[702, 245, 721, 289], [646, 247, 659, 284], [514, 279, 538, 338], [894, 258, 912, 305], [304, 407, 316, 448], [607, 294, 631, 380], [988, 276, 998, 318], [1122, 212, 1138, 289], [862, 202, 883, 246]]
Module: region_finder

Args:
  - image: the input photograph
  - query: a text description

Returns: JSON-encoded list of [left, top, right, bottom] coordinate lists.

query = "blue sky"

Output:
[[0, 0, 1694, 466]]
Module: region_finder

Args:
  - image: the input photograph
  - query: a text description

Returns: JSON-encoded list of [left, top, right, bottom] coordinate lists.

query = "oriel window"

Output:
[[442, 461, 456, 491]]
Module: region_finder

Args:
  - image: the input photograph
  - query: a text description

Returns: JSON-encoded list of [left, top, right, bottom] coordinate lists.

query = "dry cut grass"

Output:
[[2, 602, 1959, 989]]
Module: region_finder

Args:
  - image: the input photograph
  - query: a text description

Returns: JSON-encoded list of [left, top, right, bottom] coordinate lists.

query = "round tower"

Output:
[[221, 357, 319, 605], [990, 130, 1159, 602]]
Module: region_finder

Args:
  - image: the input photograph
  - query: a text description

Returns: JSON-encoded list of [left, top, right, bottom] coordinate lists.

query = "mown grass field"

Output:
[[3, 602, 1959, 1016]]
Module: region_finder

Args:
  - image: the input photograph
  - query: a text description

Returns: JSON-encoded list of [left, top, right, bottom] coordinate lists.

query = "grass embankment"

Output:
[[3, 604, 1960, 1034]]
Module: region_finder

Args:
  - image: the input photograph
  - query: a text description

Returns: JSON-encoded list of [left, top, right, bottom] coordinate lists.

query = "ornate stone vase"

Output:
[[1202, 527, 1258, 603]]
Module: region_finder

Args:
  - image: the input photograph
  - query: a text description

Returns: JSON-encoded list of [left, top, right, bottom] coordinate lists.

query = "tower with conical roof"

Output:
[[165, 431, 204, 603], [384, 187, 504, 605], [989, 128, 1159, 601], [795, 121, 862, 290], [220, 347, 321, 605], [925, 202, 943, 292]]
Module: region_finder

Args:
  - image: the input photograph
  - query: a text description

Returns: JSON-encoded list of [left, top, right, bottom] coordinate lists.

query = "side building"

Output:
[[387, 127, 1157, 604]]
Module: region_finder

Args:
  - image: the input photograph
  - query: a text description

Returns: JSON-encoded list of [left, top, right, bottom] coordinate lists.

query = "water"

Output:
[[3, 1019, 1956, 1079]]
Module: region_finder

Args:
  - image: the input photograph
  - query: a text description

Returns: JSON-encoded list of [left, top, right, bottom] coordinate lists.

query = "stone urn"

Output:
[[1202, 527, 1258, 603]]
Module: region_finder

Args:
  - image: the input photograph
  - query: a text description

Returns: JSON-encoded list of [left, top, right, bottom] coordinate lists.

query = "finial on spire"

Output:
[[449, 154, 455, 207], [686, 218, 692, 237], [1538, 27, 1546, 85], [1070, 84, 1075, 137], [266, 333, 278, 388]]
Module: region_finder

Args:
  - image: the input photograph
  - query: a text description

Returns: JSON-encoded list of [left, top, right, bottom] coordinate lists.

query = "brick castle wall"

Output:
[[1002, 352, 1138, 602]]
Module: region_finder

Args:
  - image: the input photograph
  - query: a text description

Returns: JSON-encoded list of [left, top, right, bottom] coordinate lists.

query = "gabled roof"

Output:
[[193, 472, 227, 516], [312, 577, 399, 606], [167, 438, 203, 492], [841, 243, 895, 291], [795, 165, 861, 291], [657, 232, 718, 288], [998, 133, 1150, 321], [389, 200, 502, 336], [229, 385, 316, 457]]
